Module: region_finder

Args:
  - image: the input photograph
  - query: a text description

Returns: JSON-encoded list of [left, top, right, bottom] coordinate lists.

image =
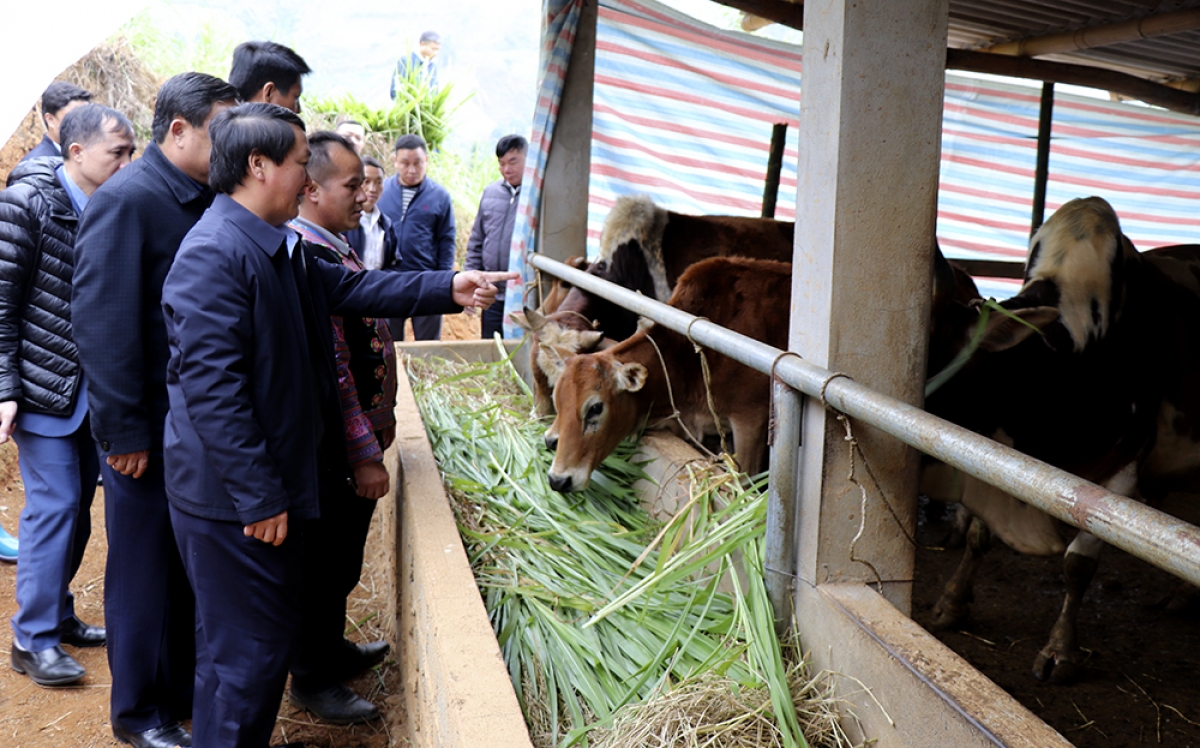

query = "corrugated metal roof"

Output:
[[728, 0, 1200, 86], [948, 0, 1200, 83]]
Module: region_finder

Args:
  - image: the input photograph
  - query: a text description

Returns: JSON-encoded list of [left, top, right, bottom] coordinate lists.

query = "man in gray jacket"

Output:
[[465, 135, 526, 338]]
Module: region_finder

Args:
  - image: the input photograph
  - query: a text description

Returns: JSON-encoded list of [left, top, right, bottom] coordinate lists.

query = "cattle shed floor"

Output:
[[912, 496, 1200, 747]]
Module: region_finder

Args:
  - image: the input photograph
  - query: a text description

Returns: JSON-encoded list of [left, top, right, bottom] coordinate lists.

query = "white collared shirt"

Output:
[[359, 207, 386, 270]]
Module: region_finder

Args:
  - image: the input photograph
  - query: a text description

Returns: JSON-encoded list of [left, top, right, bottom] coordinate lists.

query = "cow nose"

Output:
[[544, 434, 558, 451], [548, 473, 572, 493]]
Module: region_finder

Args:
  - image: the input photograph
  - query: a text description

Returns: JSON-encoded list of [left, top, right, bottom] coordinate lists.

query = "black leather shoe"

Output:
[[289, 682, 380, 724], [59, 615, 106, 647], [10, 643, 85, 686], [338, 639, 390, 679], [112, 721, 192, 748]]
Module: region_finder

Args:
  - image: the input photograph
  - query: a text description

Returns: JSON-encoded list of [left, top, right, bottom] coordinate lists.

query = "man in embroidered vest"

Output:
[[286, 131, 395, 723]]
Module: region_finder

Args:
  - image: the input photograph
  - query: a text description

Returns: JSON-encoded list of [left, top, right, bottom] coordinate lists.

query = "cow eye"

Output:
[[586, 402, 604, 420]]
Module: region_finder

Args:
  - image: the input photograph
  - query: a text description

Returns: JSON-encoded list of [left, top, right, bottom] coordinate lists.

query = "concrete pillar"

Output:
[[537, 0, 597, 264], [791, 0, 948, 614]]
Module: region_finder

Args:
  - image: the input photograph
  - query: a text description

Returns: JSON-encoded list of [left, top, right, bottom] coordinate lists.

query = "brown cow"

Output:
[[925, 197, 1200, 683], [544, 256, 790, 493], [521, 195, 794, 415]]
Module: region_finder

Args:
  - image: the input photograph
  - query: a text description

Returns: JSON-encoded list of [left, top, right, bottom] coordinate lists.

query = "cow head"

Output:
[[545, 352, 649, 493], [514, 308, 606, 416]]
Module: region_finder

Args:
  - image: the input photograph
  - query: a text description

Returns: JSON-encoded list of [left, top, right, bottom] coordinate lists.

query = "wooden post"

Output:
[[1031, 82, 1055, 234], [761, 123, 787, 218]]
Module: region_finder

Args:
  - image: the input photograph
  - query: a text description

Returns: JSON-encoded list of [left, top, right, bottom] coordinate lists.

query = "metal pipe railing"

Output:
[[527, 253, 1200, 588]]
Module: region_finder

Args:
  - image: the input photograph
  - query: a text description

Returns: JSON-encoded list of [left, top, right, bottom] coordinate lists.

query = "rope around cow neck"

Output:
[[642, 330, 728, 461]]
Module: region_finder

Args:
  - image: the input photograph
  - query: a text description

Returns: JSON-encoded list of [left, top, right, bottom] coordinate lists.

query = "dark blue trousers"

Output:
[[291, 482, 378, 690], [388, 314, 442, 341], [103, 457, 195, 732], [481, 302, 505, 340], [171, 506, 302, 748], [11, 421, 98, 651]]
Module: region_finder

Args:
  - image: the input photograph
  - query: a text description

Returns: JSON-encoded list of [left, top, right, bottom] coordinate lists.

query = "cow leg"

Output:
[[729, 416, 769, 475], [929, 515, 990, 629], [1032, 530, 1104, 683]]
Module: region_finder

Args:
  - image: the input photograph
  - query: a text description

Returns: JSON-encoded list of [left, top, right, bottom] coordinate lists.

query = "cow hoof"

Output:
[[1032, 647, 1078, 684], [929, 598, 968, 630]]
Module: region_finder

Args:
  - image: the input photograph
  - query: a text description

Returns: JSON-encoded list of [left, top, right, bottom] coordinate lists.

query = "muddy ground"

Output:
[[912, 496, 1200, 747]]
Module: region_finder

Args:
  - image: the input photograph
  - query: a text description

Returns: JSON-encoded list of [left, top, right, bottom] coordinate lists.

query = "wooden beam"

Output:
[[947, 49, 1200, 116], [712, 0, 804, 31], [983, 7, 1200, 57]]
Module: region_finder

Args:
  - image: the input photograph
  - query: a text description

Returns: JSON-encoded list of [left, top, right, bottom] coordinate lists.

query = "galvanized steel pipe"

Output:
[[528, 254, 1200, 588]]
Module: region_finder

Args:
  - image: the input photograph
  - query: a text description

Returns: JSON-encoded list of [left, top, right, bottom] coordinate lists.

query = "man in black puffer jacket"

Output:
[[0, 104, 134, 688]]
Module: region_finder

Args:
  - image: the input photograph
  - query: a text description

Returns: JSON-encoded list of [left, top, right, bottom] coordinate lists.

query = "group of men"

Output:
[[0, 36, 523, 748]]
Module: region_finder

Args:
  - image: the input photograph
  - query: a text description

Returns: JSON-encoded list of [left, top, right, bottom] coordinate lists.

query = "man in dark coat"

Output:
[[389, 30, 440, 99], [465, 134, 526, 338], [72, 72, 239, 748], [11, 82, 93, 178], [230, 41, 311, 113], [376, 134, 456, 340], [160, 102, 514, 748], [0, 104, 133, 687]]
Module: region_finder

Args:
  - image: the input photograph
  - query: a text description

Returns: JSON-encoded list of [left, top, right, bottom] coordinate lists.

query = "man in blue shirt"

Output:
[[161, 102, 514, 747], [376, 133, 456, 340], [0, 104, 134, 687]]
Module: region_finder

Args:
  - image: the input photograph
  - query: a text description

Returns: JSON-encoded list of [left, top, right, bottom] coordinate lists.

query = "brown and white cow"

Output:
[[543, 256, 791, 493], [925, 196, 1200, 683], [520, 195, 794, 415]]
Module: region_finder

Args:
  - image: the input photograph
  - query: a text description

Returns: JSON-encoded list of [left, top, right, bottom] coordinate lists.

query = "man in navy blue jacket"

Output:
[[72, 72, 239, 748], [12, 82, 93, 175], [376, 133, 455, 340], [161, 103, 513, 748]]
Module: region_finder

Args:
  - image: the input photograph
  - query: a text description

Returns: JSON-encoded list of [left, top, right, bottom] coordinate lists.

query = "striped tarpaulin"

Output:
[[502, 0, 583, 338], [588, 0, 1200, 300]]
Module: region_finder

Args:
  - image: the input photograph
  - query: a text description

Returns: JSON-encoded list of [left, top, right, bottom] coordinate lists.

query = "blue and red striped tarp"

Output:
[[587, 0, 1200, 299]]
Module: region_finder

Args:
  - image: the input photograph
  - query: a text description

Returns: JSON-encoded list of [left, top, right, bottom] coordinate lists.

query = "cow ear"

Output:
[[614, 362, 647, 393], [980, 306, 1060, 353], [510, 311, 532, 332], [579, 330, 604, 352], [526, 308, 547, 330]]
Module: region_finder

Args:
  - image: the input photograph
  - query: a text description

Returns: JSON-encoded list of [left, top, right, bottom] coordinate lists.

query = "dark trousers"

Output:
[[389, 314, 442, 341], [103, 457, 195, 732], [171, 506, 303, 748], [11, 420, 97, 651], [481, 302, 505, 340], [290, 481, 378, 691]]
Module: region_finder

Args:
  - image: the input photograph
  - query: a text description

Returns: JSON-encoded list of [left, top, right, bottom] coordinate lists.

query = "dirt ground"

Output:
[[0, 316, 479, 748], [912, 497, 1200, 747]]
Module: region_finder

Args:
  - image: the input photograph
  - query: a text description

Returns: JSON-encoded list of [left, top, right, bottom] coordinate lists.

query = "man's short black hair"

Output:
[[208, 103, 306, 195], [151, 72, 240, 145], [229, 41, 312, 102], [394, 133, 427, 153], [59, 104, 133, 153], [419, 31, 441, 44], [307, 130, 357, 184], [496, 134, 527, 158], [41, 81, 92, 117], [362, 156, 384, 172]]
